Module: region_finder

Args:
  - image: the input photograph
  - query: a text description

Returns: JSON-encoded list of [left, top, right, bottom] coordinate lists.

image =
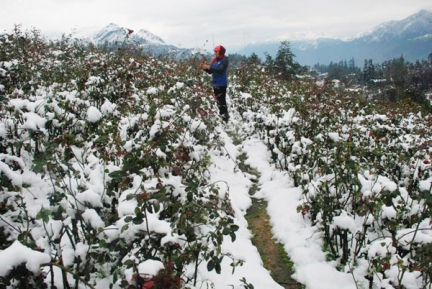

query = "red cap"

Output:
[[213, 45, 226, 55]]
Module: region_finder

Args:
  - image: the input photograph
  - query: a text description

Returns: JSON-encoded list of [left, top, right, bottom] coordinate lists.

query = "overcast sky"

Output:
[[1, 0, 431, 52]]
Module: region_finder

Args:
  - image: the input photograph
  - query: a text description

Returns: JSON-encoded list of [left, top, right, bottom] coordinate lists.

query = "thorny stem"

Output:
[[41, 262, 95, 289], [0, 215, 21, 233]]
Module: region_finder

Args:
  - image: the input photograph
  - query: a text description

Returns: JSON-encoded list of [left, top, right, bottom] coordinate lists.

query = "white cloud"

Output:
[[1, 0, 431, 50]]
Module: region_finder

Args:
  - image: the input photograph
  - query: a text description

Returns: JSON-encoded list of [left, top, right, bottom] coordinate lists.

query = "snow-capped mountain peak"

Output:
[[239, 9, 432, 66], [72, 23, 166, 46], [134, 29, 165, 45], [355, 9, 432, 41], [40, 23, 204, 60], [92, 23, 127, 43]]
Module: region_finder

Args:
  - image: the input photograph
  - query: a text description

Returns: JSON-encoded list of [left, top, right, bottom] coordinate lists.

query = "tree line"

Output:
[[313, 55, 432, 106], [228, 42, 432, 108]]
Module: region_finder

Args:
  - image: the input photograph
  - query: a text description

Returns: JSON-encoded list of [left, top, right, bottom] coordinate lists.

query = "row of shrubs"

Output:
[[0, 28, 240, 288], [228, 62, 432, 288]]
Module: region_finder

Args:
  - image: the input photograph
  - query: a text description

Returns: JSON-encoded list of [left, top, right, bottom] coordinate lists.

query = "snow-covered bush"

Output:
[[228, 69, 432, 288], [0, 28, 238, 288]]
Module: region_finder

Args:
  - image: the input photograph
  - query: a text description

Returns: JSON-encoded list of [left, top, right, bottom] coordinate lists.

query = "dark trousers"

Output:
[[213, 86, 229, 121]]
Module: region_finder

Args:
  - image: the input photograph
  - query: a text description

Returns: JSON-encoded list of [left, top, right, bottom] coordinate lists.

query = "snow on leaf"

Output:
[[0, 241, 50, 276], [86, 106, 102, 123]]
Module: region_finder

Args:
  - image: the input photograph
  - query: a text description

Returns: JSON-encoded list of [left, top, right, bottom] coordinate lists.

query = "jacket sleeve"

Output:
[[209, 58, 228, 73]]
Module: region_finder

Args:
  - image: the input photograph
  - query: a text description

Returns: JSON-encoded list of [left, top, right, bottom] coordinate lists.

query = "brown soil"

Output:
[[237, 152, 303, 289], [246, 196, 303, 289]]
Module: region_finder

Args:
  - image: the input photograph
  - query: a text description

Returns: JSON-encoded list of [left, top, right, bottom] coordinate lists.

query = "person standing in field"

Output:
[[200, 45, 229, 123]]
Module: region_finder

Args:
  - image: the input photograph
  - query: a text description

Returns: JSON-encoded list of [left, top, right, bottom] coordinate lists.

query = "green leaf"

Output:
[[215, 262, 221, 274], [187, 191, 193, 202], [132, 216, 143, 224], [153, 202, 161, 213], [36, 207, 51, 223], [134, 207, 142, 216], [222, 227, 231, 235], [108, 170, 125, 183], [186, 227, 196, 242], [99, 239, 107, 248], [230, 232, 236, 242], [112, 271, 118, 285], [32, 157, 48, 173], [207, 260, 214, 272], [123, 259, 134, 268], [231, 224, 239, 232], [346, 159, 356, 170], [121, 224, 129, 233]]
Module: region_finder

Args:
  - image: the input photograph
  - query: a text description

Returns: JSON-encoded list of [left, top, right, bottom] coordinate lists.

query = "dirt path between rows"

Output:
[[237, 151, 304, 289]]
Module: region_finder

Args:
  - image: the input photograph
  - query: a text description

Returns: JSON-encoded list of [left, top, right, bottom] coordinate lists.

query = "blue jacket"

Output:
[[207, 56, 228, 87]]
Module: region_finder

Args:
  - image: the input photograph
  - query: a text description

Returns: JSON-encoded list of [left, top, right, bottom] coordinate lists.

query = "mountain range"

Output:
[[60, 9, 432, 66], [242, 9, 432, 66], [68, 23, 206, 60]]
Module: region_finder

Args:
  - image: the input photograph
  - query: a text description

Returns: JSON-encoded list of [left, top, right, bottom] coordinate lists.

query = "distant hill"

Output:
[[240, 9, 432, 66]]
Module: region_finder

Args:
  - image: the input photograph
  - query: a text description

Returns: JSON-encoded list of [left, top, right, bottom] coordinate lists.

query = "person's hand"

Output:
[[200, 61, 209, 70]]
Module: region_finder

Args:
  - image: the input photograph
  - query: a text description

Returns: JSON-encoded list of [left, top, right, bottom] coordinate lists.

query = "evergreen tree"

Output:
[[246, 52, 261, 66], [273, 41, 301, 81], [363, 59, 376, 84], [348, 58, 356, 72], [388, 55, 407, 87], [264, 52, 275, 75]]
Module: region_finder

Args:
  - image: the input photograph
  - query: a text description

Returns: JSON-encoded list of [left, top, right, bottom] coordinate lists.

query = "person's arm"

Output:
[[200, 61, 213, 74], [209, 58, 228, 72]]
